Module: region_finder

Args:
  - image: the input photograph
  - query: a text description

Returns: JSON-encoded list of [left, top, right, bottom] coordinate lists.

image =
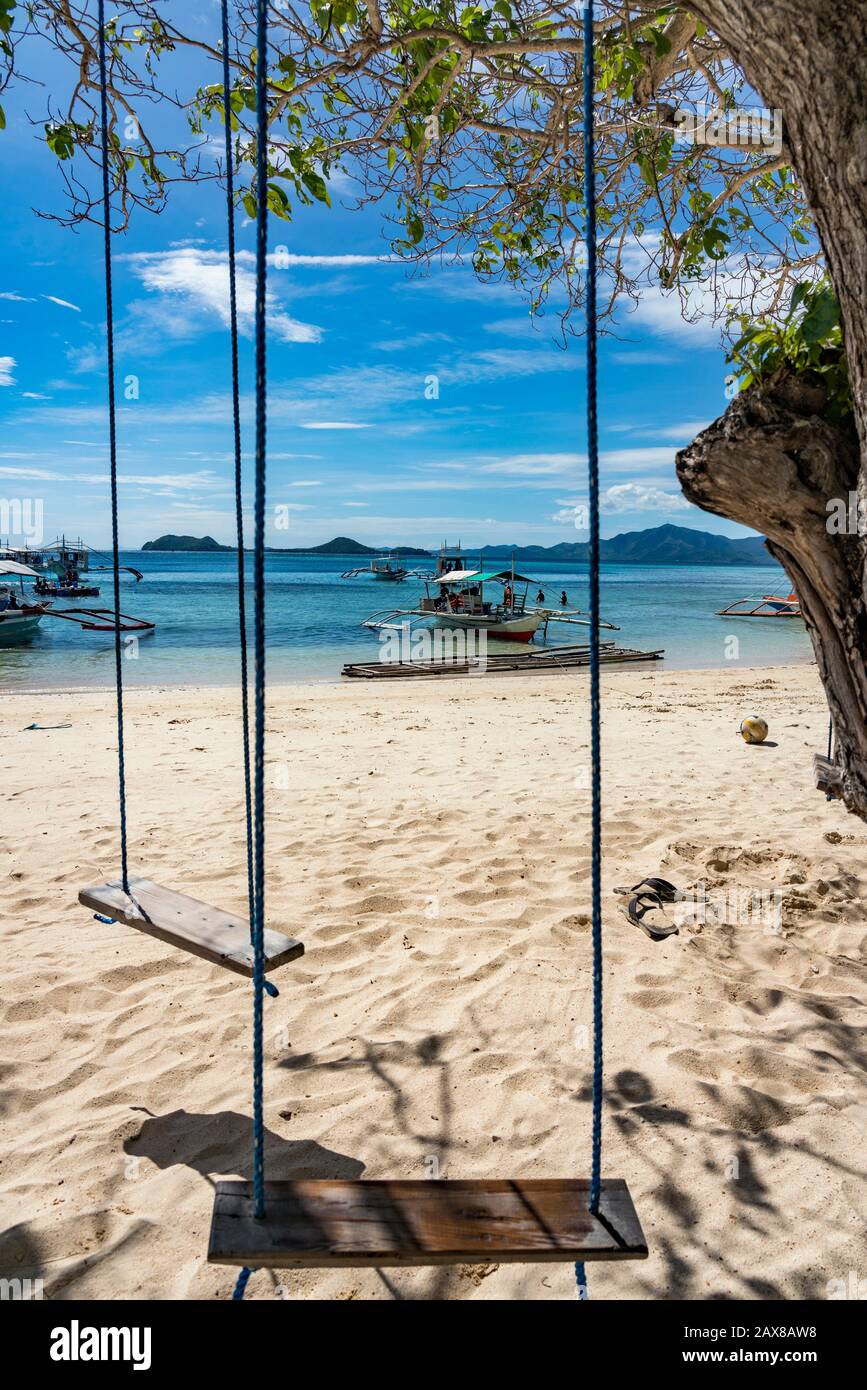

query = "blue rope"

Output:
[[220, 0, 270, 1302], [97, 0, 130, 897], [221, 0, 257, 957], [575, 0, 603, 1299], [250, 0, 269, 1229]]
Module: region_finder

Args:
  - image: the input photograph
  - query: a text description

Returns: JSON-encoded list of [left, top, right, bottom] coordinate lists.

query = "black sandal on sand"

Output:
[[623, 892, 680, 941], [614, 876, 682, 903]]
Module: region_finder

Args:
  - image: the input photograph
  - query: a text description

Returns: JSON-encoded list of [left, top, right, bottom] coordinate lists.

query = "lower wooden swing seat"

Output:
[[814, 752, 844, 800], [207, 1178, 647, 1268], [79, 876, 304, 978]]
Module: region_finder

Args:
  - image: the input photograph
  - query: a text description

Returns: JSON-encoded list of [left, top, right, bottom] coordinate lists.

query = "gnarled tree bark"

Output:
[[678, 375, 865, 810], [676, 1, 867, 818]]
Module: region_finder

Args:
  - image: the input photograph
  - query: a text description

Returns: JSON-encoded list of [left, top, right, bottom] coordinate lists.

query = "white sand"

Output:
[[1, 663, 864, 1299]]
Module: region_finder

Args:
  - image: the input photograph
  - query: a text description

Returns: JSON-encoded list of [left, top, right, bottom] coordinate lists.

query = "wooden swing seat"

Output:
[[814, 752, 843, 799], [207, 1178, 647, 1269], [79, 876, 304, 978]]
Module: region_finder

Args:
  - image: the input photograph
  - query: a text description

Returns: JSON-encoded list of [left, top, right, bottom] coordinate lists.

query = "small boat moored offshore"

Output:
[[342, 550, 410, 582], [717, 591, 802, 619], [33, 578, 101, 599]]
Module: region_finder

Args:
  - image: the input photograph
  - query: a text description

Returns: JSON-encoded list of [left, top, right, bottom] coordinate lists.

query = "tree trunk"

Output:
[[677, 374, 866, 810], [676, 1, 867, 818]]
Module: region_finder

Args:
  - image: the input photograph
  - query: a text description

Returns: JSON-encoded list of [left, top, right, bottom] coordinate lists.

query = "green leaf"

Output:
[[789, 281, 809, 315], [0, 103, 5, 131], [301, 169, 330, 204], [800, 288, 839, 345], [387, 144, 397, 171]]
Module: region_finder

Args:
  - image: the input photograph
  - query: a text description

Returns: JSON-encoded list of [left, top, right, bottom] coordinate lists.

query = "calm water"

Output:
[[0, 551, 813, 691]]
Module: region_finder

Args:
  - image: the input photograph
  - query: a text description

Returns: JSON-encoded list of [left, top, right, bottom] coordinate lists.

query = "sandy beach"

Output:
[[1, 662, 864, 1300]]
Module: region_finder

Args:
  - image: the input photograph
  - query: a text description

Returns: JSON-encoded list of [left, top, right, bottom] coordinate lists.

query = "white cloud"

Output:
[[599, 447, 680, 475], [553, 482, 690, 520], [122, 248, 323, 345], [372, 330, 452, 353], [0, 463, 224, 491], [482, 317, 542, 339], [475, 447, 677, 479], [300, 421, 370, 430], [608, 349, 679, 365], [602, 483, 691, 513], [0, 356, 16, 386], [622, 285, 724, 343], [0, 292, 35, 303], [439, 348, 580, 386], [625, 420, 712, 443], [478, 452, 582, 477], [44, 294, 81, 312], [20, 391, 51, 400], [268, 252, 393, 268], [402, 272, 518, 304]]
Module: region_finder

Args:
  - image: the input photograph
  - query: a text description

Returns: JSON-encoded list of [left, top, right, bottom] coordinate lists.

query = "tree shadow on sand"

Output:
[[123, 1107, 364, 1186]]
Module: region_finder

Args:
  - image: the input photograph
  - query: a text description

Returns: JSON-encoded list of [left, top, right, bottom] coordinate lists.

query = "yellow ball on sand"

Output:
[[740, 716, 769, 744]]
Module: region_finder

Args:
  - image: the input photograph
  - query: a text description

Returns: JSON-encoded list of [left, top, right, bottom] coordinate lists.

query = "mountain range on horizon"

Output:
[[142, 523, 774, 567]]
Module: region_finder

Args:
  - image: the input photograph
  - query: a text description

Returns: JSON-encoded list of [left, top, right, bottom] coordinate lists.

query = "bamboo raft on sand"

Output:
[[342, 642, 664, 679]]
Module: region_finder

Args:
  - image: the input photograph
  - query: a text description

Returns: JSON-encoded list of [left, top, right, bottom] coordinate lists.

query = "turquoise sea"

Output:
[[0, 551, 813, 691]]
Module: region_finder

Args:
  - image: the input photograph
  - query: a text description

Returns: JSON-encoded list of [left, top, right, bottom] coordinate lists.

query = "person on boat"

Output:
[[560, 590, 568, 607], [503, 583, 513, 609], [448, 591, 460, 612]]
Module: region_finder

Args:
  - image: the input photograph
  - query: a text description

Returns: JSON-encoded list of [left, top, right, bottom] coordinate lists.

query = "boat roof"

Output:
[[434, 568, 536, 586], [0, 559, 40, 577]]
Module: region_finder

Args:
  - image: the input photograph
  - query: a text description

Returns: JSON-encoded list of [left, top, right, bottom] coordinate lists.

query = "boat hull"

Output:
[[0, 610, 43, 646], [431, 611, 543, 643]]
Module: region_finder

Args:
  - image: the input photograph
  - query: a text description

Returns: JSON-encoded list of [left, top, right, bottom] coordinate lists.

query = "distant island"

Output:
[[291, 536, 432, 557], [141, 534, 431, 556], [481, 524, 771, 566], [142, 534, 233, 552], [141, 523, 774, 566]]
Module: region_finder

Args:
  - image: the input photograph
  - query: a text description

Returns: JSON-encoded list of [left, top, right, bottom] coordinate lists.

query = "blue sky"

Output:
[[0, 22, 755, 554]]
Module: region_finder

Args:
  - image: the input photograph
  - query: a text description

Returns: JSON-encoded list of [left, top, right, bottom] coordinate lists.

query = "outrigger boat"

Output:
[[362, 567, 619, 644], [0, 558, 154, 642], [0, 561, 46, 647], [33, 577, 101, 600], [40, 607, 156, 635], [2, 536, 144, 601], [342, 550, 410, 582], [717, 591, 802, 619]]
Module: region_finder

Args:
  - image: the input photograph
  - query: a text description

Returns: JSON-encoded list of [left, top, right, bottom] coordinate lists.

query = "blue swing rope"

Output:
[[232, 0, 270, 1300], [250, 0, 270, 1226], [96, 0, 130, 897], [219, 0, 601, 1301], [220, 0, 257, 957], [97, 0, 267, 1302], [575, 0, 603, 1301]]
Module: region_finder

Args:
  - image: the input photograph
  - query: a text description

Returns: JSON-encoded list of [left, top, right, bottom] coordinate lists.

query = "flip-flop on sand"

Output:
[[614, 876, 682, 903], [623, 891, 680, 941]]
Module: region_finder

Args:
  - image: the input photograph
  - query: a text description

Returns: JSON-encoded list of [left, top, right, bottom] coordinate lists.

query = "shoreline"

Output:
[[1, 653, 817, 699]]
